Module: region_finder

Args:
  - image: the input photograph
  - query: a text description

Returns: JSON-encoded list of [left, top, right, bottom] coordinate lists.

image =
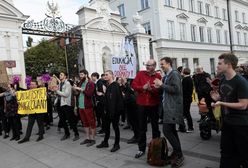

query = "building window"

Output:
[[168, 20, 175, 39], [143, 22, 151, 35], [237, 31, 241, 45], [242, 13, 246, 24], [171, 58, 177, 69], [205, 4, 210, 16], [215, 6, 219, 18], [235, 10, 239, 22], [210, 58, 215, 76], [178, 0, 184, 9], [199, 26, 204, 42], [207, 28, 212, 43], [224, 30, 229, 45], [141, 0, 149, 10], [118, 4, 125, 17], [179, 23, 186, 41], [189, 0, 195, 12], [182, 58, 189, 68], [222, 9, 227, 20], [191, 24, 197, 42], [197, 1, 203, 14], [244, 33, 247, 45], [216, 29, 221, 44], [193, 58, 199, 71], [165, 0, 172, 7]]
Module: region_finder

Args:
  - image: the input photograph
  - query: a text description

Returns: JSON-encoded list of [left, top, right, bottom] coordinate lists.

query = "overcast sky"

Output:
[[13, 0, 89, 46]]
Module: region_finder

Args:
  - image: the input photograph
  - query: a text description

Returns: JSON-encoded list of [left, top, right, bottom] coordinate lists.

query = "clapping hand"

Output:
[[143, 82, 151, 91], [153, 78, 163, 88], [210, 90, 220, 101]]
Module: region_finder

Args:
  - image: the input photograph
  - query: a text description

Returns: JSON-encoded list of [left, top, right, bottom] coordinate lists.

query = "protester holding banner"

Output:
[[54, 72, 79, 141], [131, 59, 161, 158], [18, 80, 45, 143], [0, 84, 19, 141]]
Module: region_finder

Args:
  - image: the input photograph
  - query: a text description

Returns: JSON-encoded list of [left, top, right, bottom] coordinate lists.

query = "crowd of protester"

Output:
[[0, 53, 247, 168]]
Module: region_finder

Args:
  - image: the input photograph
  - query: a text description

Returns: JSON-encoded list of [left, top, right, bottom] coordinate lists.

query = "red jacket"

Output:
[[78, 80, 95, 109], [131, 71, 161, 106]]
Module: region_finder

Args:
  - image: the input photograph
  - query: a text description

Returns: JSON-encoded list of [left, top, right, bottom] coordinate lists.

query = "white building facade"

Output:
[[76, 0, 152, 75], [110, 0, 248, 75], [0, 0, 28, 87]]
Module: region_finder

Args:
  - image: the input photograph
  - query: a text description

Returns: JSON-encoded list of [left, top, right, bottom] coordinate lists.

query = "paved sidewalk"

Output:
[[0, 104, 220, 168]]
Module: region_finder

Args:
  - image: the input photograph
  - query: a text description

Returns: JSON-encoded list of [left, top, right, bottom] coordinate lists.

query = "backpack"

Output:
[[147, 137, 169, 166]]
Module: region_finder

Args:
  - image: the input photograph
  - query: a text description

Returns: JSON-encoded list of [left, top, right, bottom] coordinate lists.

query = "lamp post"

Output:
[[227, 0, 233, 52], [65, 38, 69, 78]]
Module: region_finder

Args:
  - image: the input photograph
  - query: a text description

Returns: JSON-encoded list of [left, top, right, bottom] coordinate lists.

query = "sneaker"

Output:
[[36, 136, 44, 142], [80, 139, 91, 145], [86, 140, 96, 147], [97, 129, 105, 135], [127, 137, 138, 144], [171, 155, 184, 168], [178, 128, 187, 133], [119, 122, 125, 126], [135, 151, 145, 158], [60, 135, 70, 141], [186, 129, 194, 133], [3, 133, 9, 139], [10, 137, 16, 141], [18, 138, 29, 144], [110, 144, 120, 152], [96, 141, 109, 148], [123, 125, 131, 130], [73, 135, 79, 141], [57, 127, 61, 133]]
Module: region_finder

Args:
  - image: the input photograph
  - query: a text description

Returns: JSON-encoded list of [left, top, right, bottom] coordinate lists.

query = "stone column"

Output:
[[133, 33, 152, 70], [131, 13, 152, 70]]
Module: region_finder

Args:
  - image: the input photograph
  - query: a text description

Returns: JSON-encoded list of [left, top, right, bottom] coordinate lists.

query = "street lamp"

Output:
[[227, 0, 233, 52], [65, 38, 69, 78]]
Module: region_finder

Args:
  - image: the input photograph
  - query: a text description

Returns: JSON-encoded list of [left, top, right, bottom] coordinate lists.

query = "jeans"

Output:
[[163, 123, 183, 157], [137, 105, 160, 152]]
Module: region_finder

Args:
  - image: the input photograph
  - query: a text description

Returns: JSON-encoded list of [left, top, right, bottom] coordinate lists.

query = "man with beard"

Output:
[[74, 70, 96, 147], [96, 70, 124, 152]]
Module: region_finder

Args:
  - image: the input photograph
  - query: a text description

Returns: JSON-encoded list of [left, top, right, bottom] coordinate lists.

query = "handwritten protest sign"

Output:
[[112, 56, 136, 79], [111, 39, 137, 79], [0, 61, 9, 89], [48, 77, 58, 90], [16, 87, 47, 115]]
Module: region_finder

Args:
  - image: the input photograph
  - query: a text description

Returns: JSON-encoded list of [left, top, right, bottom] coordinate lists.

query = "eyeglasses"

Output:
[[146, 64, 154, 67]]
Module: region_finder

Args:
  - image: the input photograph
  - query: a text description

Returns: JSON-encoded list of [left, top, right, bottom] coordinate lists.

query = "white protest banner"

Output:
[[112, 39, 136, 79]]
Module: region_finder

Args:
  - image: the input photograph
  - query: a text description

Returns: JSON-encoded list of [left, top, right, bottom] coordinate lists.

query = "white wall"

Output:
[[110, 0, 248, 74]]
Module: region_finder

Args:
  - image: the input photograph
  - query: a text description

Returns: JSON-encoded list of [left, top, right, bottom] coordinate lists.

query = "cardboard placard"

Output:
[[0, 61, 9, 89], [48, 77, 58, 90], [16, 87, 47, 114]]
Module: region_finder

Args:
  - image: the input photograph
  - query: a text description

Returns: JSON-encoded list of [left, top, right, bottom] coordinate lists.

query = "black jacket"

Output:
[[192, 72, 212, 95], [182, 75, 193, 100], [105, 82, 124, 119]]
